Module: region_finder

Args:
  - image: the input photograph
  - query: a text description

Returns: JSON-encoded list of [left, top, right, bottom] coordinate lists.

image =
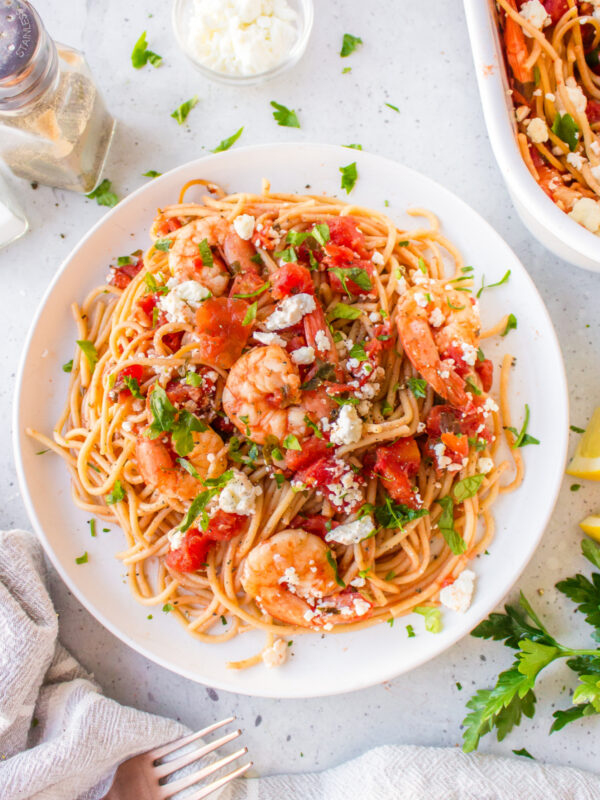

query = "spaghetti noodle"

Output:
[[28, 180, 523, 669], [496, 0, 600, 234]]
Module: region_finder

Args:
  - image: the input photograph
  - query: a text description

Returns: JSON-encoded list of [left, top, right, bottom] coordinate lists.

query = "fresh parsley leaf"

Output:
[[582, 538, 600, 571], [339, 161, 358, 194], [271, 100, 300, 128], [326, 550, 346, 587], [512, 748, 534, 759], [477, 269, 511, 298], [517, 639, 560, 681], [171, 411, 208, 457], [75, 552, 88, 565], [198, 238, 213, 267], [243, 301, 257, 326], [304, 416, 323, 438], [407, 377, 427, 399], [76, 340, 98, 370], [570, 424, 585, 434], [572, 674, 600, 711], [171, 96, 199, 125], [349, 341, 367, 362], [212, 126, 244, 153], [340, 33, 363, 57], [62, 359, 73, 373], [502, 313, 518, 337], [406, 624, 415, 638], [123, 375, 142, 398], [283, 434, 301, 451], [273, 246, 298, 263], [106, 480, 125, 504], [154, 238, 172, 252], [162, 603, 174, 613], [185, 371, 203, 387], [86, 179, 118, 208], [143, 170, 162, 178], [414, 606, 442, 633], [374, 496, 428, 530], [465, 376, 482, 396], [506, 404, 540, 448], [329, 265, 371, 294], [551, 113, 579, 152], [453, 474, 484, 502], [437, 496, 466, 555], [550, 705, 590, 732], [131, 31, 162, 69], [556, 572, 600, 641], [328, 302, 362, 321]]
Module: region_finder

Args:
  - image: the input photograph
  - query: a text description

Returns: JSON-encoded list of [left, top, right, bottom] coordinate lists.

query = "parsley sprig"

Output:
[[462, 539, 600, 752], [146, 385, 207, 456]]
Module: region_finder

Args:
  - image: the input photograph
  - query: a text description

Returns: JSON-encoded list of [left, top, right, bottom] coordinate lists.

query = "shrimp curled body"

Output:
[[396, 279, 480, 407]]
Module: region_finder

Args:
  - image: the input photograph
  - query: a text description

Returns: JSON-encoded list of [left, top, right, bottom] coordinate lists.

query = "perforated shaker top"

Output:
[[0, 1, 39, 80]]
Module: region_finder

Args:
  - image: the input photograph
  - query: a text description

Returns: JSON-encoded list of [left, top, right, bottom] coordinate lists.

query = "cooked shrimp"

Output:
[[241, 530, 372, 628], [136, 426, 227, 503], [396, 279, 480, 407], [168, 216, 257, 296]]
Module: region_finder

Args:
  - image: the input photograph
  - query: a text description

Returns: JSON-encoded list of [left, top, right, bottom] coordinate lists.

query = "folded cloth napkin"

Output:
[[2, 529, 600, 800]]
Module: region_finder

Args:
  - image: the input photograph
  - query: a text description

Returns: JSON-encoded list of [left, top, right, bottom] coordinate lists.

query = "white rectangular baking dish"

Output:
[[463, 0, 600, 272]]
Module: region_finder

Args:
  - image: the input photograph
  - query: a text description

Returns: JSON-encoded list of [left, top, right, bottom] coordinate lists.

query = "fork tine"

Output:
[[149, 717, 236, 761], [163, 746, 248, 798], [175, 760, 253, 800], [153, 728, 242, 779]]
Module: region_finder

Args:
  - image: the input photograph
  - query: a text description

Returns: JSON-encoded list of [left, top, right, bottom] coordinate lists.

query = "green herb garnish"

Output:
[[171, 96, 199, 125], [271, 100, 300, 128], [106, 480, 126, 504], [86, 179, 118, 208], [339, 161, 358, 194], [212, 126, 244, 153], [76, 340, 98, 370], [131, 31, 162, 69], [340, 33, 363, 57]]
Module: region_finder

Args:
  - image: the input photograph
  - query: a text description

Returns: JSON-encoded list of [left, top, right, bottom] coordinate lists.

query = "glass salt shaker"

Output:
[[0, 170, 28, 248], [0, 0, 116, 193]]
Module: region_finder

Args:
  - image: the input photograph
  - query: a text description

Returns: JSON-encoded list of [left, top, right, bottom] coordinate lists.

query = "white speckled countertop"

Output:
[[2, 0, 600, 780]]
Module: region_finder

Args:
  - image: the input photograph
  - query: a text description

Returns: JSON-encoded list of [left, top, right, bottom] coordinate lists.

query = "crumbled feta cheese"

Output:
[[279, 566, 300, 587], [158, 279, 211, 324], [303, 608, 318, 622], [460, 341, 478, 367], [188, 0, 298, 78], [564, 77, 587, 114], [413, 292, 428, 308], [519, 0, 550, 34], [218, 469, 260, 515], [262, 637, 288, 668], [396, 276, 408, 295], [566, 151, 585, 171], [369, 311, 380, 323], [416, 421, 426, 433], [322, 622, 334, 631], [440, 570, 476, 613], [429, 307, 444, 328], [315, 329, 331, 352], [122, 420, 133, 433], [478, 457, 494, 474], [325, 515, 374, 546], [591, 140, 600, 156], [568, 197, 600, 234], [371, 250, 384, 266], [254, 331, 287, 346], [350, 576, 366, 588], [330, 404, 363, 446], [353, 597, 371, 616], [590, 164, 600, 183], [483, 397, 499, 414], [233, 213, 255, 240], [515, 105, 530, 123], [168, 528, 185, 551], [265, 293, 316, 330], [291, 345, 315, 365], [545, 92, 555, 102], [526, 117, 548, 144]]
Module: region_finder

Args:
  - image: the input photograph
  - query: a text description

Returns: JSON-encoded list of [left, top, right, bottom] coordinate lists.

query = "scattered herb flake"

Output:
[[212, 126, 244, 153], [86, 179, 118, 208], [340, 33, 363, 57], [171, 96, 199, 125], [270, 100, 300, 128], [339, 161, 358, 194]]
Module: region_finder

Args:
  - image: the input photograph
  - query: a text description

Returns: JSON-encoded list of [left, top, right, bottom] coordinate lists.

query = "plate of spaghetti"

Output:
[[15, 144, 568, 697]]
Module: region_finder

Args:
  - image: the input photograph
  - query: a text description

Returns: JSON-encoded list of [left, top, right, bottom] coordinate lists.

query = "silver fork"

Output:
[[103, 716, 251, 799]]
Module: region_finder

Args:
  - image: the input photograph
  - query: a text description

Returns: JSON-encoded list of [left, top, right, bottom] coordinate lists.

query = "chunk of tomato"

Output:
[[284, 436, 330, 472], [543, 0, 568, 24], [194, 297, 251, 369], [323, 243, 375, 296], [441, 432, 469, 458], [109, 255, 144, 290], [327, 216, 369, 259], [117, 364, 145, 400], [587, 100, 600, 124], [156, 217, 182, 237], [475, 358, 493, 393], [165, 369, 216, 415], [165, 529, 211, 573], [373, 437, 421, 508], [272, 263, 314, 299], [229, 271, 266, 299], [205, 510, 247, 541], [290, 513, 337, 539]]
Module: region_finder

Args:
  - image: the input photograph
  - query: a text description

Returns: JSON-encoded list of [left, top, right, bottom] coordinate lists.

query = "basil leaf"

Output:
[[198, 238, 213, 267], [270, 100, 300, 128], [76, 340, 98, 370], [131, 31, 162, 69], [329, 266, 371, 294], [106, 480, 126, 504], [407, 377, 427, 399], [171, 411, 208, 457], [453, 474, 484, 503], [143, 170, 162, 178], [339, 161, 358, 194], [349, 341, 367, 361], [176, 457, 201, 479], [123, 375, 142, 398], [243, 301, 258, 326], [273, 246, 298, 263], [212, 126, 244, 153], [506, 404, 540, 448], [438, 496, 467, 555], [147, 385, 177, 437], [283, 434, 302, 450], [300, 361, 336, 391], [326, 550, 346, 587], [374, 496, 428, 529], [551, 113, 579, 152], [185, 371, 203, 386], [328, 302, 362, 321], [154, 238, 172, 252], [477, 269, 511, 298], [171, 96, 199, 125], [62, 359, 73, 373], [414, 606, 442, 633], [179, 490, 215, 533], [385, 102, 400, 112]]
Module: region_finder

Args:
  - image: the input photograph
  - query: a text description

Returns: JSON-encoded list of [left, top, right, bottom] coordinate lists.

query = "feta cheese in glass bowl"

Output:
[[172, 0, 314, 85]]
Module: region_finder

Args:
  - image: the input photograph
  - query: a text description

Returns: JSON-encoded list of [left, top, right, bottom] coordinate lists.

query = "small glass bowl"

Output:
[[172, 0, 314, 86]]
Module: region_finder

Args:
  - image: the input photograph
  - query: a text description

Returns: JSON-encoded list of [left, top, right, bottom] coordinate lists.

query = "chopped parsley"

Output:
[[212, 126, 244, 153], [283, 434, 301, 451], [437, 496, 467, 555], [146, 385, 207, 456], [233, 281, 270, 299], [327, 302, 362, 321], [171, 96, 199, 125], [162, 603, 174, 613], [75, 552, 88, 565], [506, 404, 540, 448], [76, 340, 98, 370], [123, 375, 142, 398], [270, 100, 300, 128], [185, 371, 203, 387], [339, 161, 358, 194], [89, 519, 96, 537], [465, 376, 482, 396], [407, 377, 427, 399], [374, 496, 428, 530], [414, 606, 442, 633], [501, 313, 518, 337], [273, 246, 298, 263], [570, 425, 585, 434], [242, 301, 258, 326], [406, 624, 416, 638], [86, 179, 118, 208], [340, 33, 363, 57], [143, 170, 162, 178], [62, 359, 73, 373], [329, 265, 371, 294], [154, 238, 172, 252], [197, 238, 214, 267], [570, 484, 582, 492], [349, 341, 368, 361], [385, 102, 400, 112], [344, 143, 362, 150], [106, 480, 126, 504], [551, 112, 579, 152], [177, 458, 201, 479], [326, 550, 346, 587], [131, 31, 162, 69], [477, 269, 511, 298]]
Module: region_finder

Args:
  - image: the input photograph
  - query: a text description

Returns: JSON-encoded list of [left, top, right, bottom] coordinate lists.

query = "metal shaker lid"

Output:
[[0, 1, 40, 80]]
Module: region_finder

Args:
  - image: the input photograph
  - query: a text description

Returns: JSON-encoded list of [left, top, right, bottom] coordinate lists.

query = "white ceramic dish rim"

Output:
[[463, 0, 600, 272], [13, 143, 569, 697]]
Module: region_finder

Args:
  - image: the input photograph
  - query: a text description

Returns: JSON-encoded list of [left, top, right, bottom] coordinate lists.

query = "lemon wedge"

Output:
[[567, 406, 600, 480], [580, 515, 600, 543]]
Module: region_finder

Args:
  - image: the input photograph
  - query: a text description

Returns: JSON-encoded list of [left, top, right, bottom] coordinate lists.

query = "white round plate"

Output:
[[14, 143, 568, 698]]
